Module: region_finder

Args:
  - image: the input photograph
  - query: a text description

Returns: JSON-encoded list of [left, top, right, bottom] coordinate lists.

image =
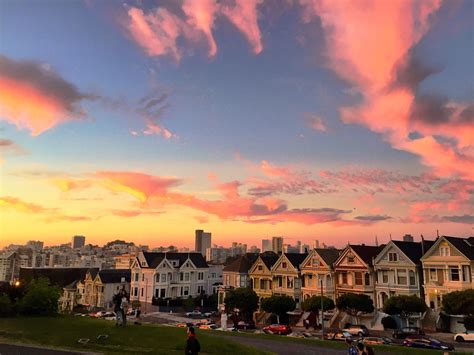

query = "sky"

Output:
[[0, 0, 473, 249]]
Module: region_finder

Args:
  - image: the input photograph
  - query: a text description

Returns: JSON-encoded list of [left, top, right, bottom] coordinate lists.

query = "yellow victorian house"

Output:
[[249, 251, 279, 301]]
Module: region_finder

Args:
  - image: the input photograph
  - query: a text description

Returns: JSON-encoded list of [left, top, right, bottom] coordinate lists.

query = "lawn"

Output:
[[0, 316, 270, 355]]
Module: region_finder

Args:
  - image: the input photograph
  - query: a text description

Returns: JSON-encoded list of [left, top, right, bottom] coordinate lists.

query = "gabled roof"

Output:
[[315, 248, 341, 266], [140, 252, 208, 269], [223, 253, 259, 273], [260, 251, 279, 269], [97, 269, 131, 284], [349, 245, 384, 266], [19, 267, 99, 287], [88, 268, 99, 279], [284, 253, 308, 270], [390, 240, 435, 264], [444, 236, 474, 260]]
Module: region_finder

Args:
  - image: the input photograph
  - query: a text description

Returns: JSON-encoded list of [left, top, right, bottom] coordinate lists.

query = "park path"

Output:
[[0, 343, 92, 355]]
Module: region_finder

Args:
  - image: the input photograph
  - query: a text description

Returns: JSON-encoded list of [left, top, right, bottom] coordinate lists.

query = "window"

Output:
[[409, 270, 416, 286], [134, 273, 139, 282], [183, 286, 189, 296], [161, 273, 167, 283], [397, 270, 407, 285], [347, 255, 355, 263], [155, 273, 160, 282], [440, 247, 450, 256], [260, 279, 265, 289], [155, 289, 159, 298], [381, 270, 389, 284], [225, 275, 230, 286], [462, 266, 470, 282], [185, 273, 190, 282], [142, 274, 145, 281], [450, 267, 460, 281], [198, 272, 204, 280], [141, 288, 144, 297], [258, 265, 263, 271], [312, 258, 319, 267], [287, 276, 294, 289], [134, 287, 138, 297], [355, 272, 363, 285], [278, 276, 283, 287], [429, 268, 437, 281], [160, 289, 166, 298], [388, 252, 398, 262], [364, 273, 370, 285], [197, 285, 204, 294], [282, 262, 287, 269], [211, 272, 216, 278], [240, 276, 246, 287], [341, 272, 348, 284]]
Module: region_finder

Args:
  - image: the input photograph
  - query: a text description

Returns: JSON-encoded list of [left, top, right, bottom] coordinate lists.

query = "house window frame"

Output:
[[429, 268, 437, 281], [354, 272, 363, 285], [388, 252, 398, 262], [449, 267, 460, 281]]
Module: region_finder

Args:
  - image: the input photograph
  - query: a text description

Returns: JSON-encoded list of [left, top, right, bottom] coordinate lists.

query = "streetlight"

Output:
[[14, 280, 20, 287]]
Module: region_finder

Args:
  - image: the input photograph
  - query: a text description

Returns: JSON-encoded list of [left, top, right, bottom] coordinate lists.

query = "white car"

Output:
[[185, 310, 203, 317], [454, 330, 474, 342]]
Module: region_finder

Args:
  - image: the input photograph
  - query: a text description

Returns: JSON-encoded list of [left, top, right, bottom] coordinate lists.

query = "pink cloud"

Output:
[[221, 0, 263, 54], [182, 0, 218, 57], [305, 113, 327, 132], [301, 1, 473, 180], [142, 119, 175, 139]]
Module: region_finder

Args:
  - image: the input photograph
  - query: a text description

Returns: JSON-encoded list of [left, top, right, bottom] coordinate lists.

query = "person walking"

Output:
[[185, 326, 200, 355]]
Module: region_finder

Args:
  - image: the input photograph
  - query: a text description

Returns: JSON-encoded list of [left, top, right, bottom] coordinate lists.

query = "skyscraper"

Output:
[[261, 239, 271, 252], [195, 230, 212, 256], [272, 236, 283, 254], [72, 235, 85, 249]]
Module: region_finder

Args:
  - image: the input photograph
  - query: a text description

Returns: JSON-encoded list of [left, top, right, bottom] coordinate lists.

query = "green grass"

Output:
[[0, 316, 270, 354], [214, 330, 471, 355]]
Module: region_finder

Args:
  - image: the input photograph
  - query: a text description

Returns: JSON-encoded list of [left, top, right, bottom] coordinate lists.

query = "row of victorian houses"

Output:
[[218, 235, 474, 330]]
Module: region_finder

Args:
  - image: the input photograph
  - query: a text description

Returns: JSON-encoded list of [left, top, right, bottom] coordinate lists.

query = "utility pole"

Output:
[[320, 278, 324, 338]]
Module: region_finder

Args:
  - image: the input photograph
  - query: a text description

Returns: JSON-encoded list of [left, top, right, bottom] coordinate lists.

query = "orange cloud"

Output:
[[221, 0, 263, 54], [0, 55, 92, 135]]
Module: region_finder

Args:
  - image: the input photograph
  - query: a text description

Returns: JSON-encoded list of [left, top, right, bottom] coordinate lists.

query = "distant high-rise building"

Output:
[[72, 235, 86, 249], [262, 239, 272, 252], [300, 243, 310, 253], [312, 240, 320, 249], [195, 230, 212, 256], [272, 236, 283, 254]]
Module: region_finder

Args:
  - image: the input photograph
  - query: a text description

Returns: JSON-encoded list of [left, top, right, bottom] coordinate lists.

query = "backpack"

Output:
[[348, 346, 358, 355]]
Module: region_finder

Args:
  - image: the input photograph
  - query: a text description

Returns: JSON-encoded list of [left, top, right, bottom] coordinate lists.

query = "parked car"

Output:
[[185, 310, 203, 317], [203, 311, 217, 317], [263, 324, 292, 335], [454, 330, 474, 342], [176, 322, 195, 328], [235, 320, 255, 330], [361, 337, 393, 345], [392, 327, 425, 339], [100, 311, 116, 319], [343, 324, 370, 336], [198, 323, 218, 330], [324, 328, 352, 341], [403, 335, 454, 351]]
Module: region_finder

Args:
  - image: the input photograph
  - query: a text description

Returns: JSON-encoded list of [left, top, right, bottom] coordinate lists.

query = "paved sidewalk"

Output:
[[0, 343, 87, 355]]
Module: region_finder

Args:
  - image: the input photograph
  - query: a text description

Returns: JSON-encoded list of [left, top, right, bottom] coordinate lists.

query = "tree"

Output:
[[336, 293, 374, 323], [260, 295, 296, 324], [19, 277, 61, 316], [464, 315, 474, 331], [383, 295, 427, 326], [442, 289, 474, 316], [224, 288, 258, 321], [301, 296, 335, 325]]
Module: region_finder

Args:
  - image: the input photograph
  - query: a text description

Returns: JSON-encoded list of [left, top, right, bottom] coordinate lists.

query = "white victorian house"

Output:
[[374, 240, 433, 309], [130, 251, 209, 307]]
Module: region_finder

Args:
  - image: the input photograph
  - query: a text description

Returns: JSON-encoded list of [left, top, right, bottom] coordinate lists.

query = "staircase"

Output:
[[329, 310, 344, 328], [421, 309, 439, 332]]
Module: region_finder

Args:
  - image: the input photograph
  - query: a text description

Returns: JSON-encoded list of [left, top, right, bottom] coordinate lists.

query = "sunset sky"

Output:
[[0, 0, 473, 249]]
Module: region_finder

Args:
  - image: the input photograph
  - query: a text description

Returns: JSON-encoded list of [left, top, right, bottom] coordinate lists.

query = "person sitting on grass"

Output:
[[185, 326, 200, 355]]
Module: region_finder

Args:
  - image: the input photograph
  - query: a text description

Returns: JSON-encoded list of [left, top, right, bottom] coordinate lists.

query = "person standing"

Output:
[[356, 342, 374, 355], [346, 338, 358, 355], [185, 327, 200, 355], [120, 289, 129, 327], [113, 291, 122, 326]]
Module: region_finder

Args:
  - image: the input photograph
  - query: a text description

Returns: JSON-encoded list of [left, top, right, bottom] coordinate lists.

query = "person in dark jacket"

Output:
[[113, 291, 122, 326], [185, 326, 200, 355]]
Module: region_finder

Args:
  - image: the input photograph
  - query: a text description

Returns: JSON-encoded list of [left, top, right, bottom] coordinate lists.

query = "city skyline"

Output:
[[1, 0, 473, 248]]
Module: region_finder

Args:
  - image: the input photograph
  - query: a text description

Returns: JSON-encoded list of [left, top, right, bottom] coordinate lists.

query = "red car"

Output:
[[263, 324, 292, 335]]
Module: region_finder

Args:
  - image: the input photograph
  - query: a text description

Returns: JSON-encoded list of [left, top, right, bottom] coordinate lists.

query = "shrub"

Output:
[[0, 293, 14, 317], [19, 277, 61, 316], [381, 315, 397, 330], [464, 315, 474, 330]]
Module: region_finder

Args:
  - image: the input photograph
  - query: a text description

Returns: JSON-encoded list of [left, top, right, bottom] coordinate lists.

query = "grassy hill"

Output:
[[0, 316, 269, 354]]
